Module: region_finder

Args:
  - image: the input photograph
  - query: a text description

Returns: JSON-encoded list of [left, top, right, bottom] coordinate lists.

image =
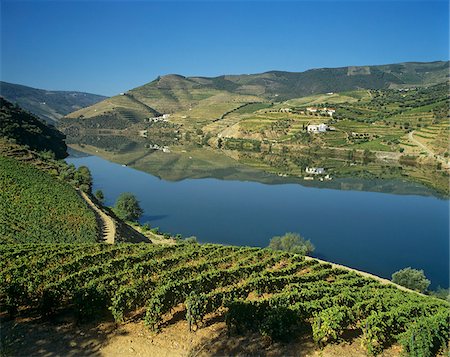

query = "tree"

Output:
[[268, 232, 314, 256], [94, 190, 104, 203], [74, 166, 92, 190], [392, 267, 430, 293], [114, 192, 143, 222]]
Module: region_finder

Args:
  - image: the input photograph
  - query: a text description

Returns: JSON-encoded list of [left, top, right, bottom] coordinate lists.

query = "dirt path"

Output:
[[408, 130, 449, 168], [80, 191, 115, 244], [304, 256, 423, 295]]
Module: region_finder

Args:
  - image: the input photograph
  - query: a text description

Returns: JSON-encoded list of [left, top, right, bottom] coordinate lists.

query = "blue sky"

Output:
[[1, 0, 448, 96]]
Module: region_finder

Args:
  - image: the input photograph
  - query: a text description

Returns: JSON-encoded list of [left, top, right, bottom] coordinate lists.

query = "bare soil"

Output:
[[1, 311, 402, 357]]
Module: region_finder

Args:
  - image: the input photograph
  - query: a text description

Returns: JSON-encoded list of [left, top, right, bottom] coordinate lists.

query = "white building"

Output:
[[305, 167, 325, 175], [307, 123, 328, 133], [306, 107, 335, 116]]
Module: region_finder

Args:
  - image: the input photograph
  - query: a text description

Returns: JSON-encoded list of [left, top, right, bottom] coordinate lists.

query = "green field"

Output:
[[1, 243, 448, 356], [0, 156, 98, 244]]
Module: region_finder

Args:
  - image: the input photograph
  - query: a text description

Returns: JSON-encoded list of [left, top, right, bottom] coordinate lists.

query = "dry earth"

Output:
[[1, 310, 403, 357]]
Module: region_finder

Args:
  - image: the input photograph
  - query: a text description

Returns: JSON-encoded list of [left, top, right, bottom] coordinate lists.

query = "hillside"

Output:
[[63, 61, 448, 125], [0, 81, 106, 124], [0, 97, 68, 159], [0, 100, 97, 244], [1, 243, 449, 356], [0, 155, 98, 244], [61, 67, 449, 195]]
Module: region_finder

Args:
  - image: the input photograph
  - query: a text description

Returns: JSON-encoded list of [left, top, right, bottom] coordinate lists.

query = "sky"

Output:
[[1, 0, 449, 96]]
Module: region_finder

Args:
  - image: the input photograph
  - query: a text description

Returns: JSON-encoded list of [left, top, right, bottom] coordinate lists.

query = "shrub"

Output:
[[141, 222, 151, 231], [95, 189, 104, 203]]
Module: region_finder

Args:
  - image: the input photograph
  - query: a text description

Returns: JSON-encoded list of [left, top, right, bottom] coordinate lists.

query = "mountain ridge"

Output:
[[62, 60, 448, 127], [0, 81, 107, 124]]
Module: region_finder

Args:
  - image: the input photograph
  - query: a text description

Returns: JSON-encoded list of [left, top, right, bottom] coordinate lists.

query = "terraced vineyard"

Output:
[[2, 243, 448, 356], [0, 156, 98, 244]]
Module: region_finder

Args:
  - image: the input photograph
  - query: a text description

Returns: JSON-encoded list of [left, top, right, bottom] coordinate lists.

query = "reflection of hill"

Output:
[[69, 140, 442, 198]]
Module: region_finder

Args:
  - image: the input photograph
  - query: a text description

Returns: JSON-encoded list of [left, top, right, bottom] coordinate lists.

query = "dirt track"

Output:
[[408, 130, 449, 169], [80, 191, 115, 244]]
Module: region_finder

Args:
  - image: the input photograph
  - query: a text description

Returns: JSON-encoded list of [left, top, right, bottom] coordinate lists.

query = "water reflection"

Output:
[[67, 133, 445, 198]]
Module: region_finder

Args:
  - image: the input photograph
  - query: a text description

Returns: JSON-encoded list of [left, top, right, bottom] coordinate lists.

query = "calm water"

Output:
[[68, 155, 449, 289]]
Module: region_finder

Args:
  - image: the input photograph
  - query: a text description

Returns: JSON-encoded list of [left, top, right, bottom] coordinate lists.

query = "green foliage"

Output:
[[94, 189, 105, 203], [430, 287, 450, 301], [74, 166, 92, 190], [114, 192, 143, 222], [399, 310, 450, 357], [312, 305, 353, 345], [141, 222, 151, 231], [392, 267, 431, 293], [0, 157, 98, 243], [1, 243, 448, 356], [184, 236, 198, 244], [0, 98, 67, 159], [268, 232, 314, 255]]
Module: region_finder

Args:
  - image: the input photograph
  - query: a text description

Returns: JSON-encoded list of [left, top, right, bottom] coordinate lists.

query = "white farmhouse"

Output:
[[307, 123, 328, 133], [305, 167, 325, 175]]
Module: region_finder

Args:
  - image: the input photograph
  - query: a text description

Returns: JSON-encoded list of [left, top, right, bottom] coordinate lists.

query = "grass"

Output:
[[349, 139, 393, 151]]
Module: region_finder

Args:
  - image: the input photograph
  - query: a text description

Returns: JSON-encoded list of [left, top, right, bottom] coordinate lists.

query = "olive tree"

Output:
[[392, 267, 430, 293], [268, 232, 314, 256], [114, 192, 143, 222]]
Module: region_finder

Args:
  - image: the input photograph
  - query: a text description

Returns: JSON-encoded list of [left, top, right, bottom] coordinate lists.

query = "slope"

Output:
[[61, 61, 448, 130], [0, 97, 68, 159], [0, 81, 107, 124], [1, 243, 448, 356], [0, 155, 98, 244]]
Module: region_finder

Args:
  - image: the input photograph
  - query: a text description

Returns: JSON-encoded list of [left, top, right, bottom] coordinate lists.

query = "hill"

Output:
[[0, 97, 68, 159], [1, 243, 449, 356], [0, 100, 99, 244], [0, 81, 106, 124], [61, 69, 449, 195], [62, 61, 448, 127]]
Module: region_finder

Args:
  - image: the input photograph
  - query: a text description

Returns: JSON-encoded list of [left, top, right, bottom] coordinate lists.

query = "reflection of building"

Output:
[[307, 123, 328, 133], [148, 114, 170, 123], [138, 130, 148, 138], [147, 144, 170, 153], [306, 167, 325, 175]]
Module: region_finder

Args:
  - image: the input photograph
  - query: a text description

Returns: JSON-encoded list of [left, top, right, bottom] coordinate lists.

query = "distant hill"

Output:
[[62, 61, 448, 129], [0, 97, 67, 159], [221, 61, 450, 100], [0, 81, 107, 124]]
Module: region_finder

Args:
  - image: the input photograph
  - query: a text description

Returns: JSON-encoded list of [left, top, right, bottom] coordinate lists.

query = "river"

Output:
[[67, 154, 449, 289]]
